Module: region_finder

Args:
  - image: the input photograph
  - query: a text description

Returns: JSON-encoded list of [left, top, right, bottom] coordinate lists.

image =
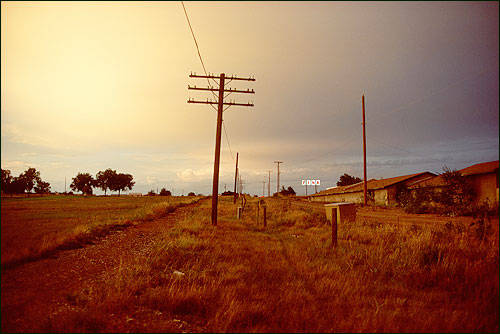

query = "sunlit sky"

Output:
[[1, 1, 499, 196]]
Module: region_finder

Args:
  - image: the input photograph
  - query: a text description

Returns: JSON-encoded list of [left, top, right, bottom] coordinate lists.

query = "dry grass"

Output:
[[38, 196, 499, 333], [0, 195, 202, 268]]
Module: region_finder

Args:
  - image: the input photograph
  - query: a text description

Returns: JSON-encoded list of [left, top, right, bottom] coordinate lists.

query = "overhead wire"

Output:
[[181, 1, 236, 162]]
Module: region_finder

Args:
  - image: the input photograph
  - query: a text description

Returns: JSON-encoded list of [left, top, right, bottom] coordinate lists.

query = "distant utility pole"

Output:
[[274, 161, 282, 194], [233, 152, 239, 204], [262, 181, 266, 197], [362, 94, 368, 206], [188, 73, 255, 226], [267, 170, 272, 197]]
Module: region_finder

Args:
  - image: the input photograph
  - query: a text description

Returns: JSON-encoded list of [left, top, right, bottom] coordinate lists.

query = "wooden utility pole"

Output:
[[233, 152, 239, 204], [188, 73, 255, 225], [362, 94, 368, 206], [267, 170, 272, 197], [274, 161, 282, 194]]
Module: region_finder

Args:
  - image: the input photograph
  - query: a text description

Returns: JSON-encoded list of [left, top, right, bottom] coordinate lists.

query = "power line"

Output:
[[367, 137, 448, 164], [223, 120, 235, 162]]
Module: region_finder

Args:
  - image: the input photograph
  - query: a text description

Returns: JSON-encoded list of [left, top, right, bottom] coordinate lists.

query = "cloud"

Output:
[[176, 168, 212, 183]]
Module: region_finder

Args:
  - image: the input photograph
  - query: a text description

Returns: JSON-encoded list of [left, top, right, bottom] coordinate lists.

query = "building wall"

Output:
[[310, 191, 364, 204], [466, 173, 499, 206]]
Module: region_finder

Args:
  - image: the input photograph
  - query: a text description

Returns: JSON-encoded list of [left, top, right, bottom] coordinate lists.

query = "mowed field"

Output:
[[1, 195, 498, 332]]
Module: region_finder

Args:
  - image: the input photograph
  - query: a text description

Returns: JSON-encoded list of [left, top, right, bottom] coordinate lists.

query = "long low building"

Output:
[[408, 160, 499, 207], [308, 172, 436, 206]]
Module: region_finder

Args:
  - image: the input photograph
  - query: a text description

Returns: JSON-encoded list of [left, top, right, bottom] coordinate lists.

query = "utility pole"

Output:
[[188, 73, 255, 226], [262, 181, 266, 197], [233, 152, 239, 204], [274, 161, 282, 194], [267, 170, 272, 197], [362, 94, 368, 206]]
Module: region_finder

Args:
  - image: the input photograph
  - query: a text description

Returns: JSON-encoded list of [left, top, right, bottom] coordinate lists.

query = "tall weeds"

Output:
[[41, 196, 499, 332]]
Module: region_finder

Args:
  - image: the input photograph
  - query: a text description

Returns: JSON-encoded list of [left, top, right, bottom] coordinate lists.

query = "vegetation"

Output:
[[1, 167, 51, 196], [337, 173, 362, 186], [25, 196, 497, 332], [274, 185, 296, 197], [69, 169, 135, 196], [159, 188, 172, 196], [0, 195, 202, 268], [397, 167, 479, 217]]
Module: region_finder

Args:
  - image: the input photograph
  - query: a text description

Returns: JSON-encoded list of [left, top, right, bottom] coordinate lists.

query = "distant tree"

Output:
[[9, 177, 27, 195], [111, 173, 135, 196], [188, 192, 196, 196], [278, 186, 296, 196], [95, 169, 117, 196], [1, 169, 12, 193], [159, 188, 172, 196], [70, 173, 95, 195], [337, 173, 362, 186], [147, 190, 156, 196], [19, 167, 41, 195], [34, 180, 51, 194]]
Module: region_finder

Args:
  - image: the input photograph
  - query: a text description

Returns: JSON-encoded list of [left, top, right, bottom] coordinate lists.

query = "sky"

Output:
[[1, 1, 499, 196]]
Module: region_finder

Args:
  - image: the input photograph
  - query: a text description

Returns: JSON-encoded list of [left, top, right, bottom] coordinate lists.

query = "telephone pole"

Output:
[[362, 94, 368, 206], [261, 181, 266, 197], [188, 73, 255, 226], [233, 152, 239, 204], [274, 161, 282, 194], [267, 170, 272, 197]]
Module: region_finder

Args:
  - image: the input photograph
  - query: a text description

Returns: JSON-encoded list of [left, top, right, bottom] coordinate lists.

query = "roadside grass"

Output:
[[40, 196, 499, 333], [1, 195, 203, 268]]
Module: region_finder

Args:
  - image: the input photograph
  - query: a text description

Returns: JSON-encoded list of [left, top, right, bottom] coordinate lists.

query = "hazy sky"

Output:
[[2, 1, 498, 196]]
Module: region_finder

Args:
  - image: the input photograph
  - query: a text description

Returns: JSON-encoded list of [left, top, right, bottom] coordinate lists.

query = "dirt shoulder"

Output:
[[1, 198, 208, 333]]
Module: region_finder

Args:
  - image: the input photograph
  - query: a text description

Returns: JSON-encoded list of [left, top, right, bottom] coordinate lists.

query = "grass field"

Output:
[[0, 195, 202, 268], [30, 196, 499, 333]]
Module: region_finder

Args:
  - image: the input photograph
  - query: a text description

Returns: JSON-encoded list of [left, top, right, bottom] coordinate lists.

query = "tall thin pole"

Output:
[[211, 73, 225, 226], [262, 181, 266, 197], [274, 161, 282, 194], [362, 94, 367, 206], [233, 152, 239, 204], [267, 170, 272, 197]]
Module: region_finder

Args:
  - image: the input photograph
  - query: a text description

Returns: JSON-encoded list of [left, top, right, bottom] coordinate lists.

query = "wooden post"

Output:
[[263, 207, 267, 228], [233, 152, 238, 204], [362, 95, 368, 206], [332, 207, 338, 248]]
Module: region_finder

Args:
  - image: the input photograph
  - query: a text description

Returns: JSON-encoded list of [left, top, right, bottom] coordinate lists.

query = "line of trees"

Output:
[[1, 167, 51, 196], [71, 168, 135, 196]]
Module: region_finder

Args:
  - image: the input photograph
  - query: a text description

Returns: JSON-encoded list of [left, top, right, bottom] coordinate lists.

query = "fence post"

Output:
[[263, 207, 267, 228]]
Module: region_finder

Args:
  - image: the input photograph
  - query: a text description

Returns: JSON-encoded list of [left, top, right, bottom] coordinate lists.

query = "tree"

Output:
[[1, 169, 12, 193], [19, 167, 41, 195], [277, 186, 296, 196], [159, 188, 172, 196], [188, 192, 196, 196], [34, 180, 51, 194], [110, 173, 135, 196], [70, 173, 95, 195], [95, 169, 117, 196], [439, 167, 475, 216], [337, 173, 362, 186], [9, 177, 27, 195]]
